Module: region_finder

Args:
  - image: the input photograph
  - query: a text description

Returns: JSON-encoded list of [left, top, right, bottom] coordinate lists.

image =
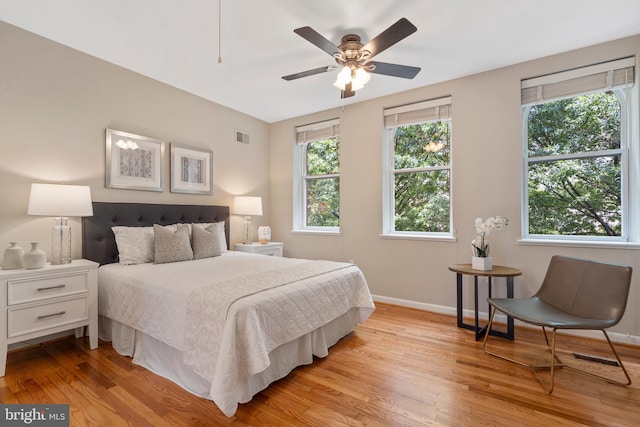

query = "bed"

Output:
[[82, 202, 375, 416]]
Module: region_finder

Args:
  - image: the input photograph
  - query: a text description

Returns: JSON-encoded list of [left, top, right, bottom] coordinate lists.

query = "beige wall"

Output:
[[270, 34, 640, 342], [0, 21, 271, 254], [2, 20, 639, 342]]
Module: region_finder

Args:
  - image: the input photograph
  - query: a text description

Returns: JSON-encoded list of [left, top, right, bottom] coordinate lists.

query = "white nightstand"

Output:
[[234, 242, 284, 257], [0, 259, 99, 376]]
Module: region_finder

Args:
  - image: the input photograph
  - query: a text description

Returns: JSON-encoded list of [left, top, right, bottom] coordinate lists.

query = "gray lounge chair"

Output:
[[482, 255, 632, 392]]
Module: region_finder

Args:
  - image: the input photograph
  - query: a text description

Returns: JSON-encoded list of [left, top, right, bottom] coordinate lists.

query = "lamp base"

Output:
[[243, 216, 253, 244], [51, 217, 72, 265]]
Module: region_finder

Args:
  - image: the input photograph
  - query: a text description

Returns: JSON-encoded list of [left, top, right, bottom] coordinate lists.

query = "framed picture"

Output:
[[105, 129, 165, 192], [170, 143, 213, 194]]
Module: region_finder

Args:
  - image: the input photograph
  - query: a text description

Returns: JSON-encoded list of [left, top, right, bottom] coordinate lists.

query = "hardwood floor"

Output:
[[2, 303, 640, 426]]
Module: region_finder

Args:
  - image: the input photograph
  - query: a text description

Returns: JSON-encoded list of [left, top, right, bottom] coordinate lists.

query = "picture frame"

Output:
[[105, 129, 165, 192], [170, 143, 213, 194]]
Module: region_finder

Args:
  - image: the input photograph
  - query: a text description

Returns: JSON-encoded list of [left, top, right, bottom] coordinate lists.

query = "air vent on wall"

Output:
[[235, 130, 250, 144]]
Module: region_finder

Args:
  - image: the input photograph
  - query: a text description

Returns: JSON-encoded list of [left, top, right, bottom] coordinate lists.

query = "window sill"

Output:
[[518, 239, 640, 250], [291, 229, 341, 236], [380, 233, 457, 243]]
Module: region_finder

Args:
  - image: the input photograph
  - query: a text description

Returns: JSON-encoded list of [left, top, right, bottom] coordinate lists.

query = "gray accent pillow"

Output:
[[192, 221, 227, 252], [192, 224, 222, 259], [154, 224, 193, 264]]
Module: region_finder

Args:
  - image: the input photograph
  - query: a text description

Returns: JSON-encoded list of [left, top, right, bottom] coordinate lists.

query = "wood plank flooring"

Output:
[[2, 303, 640, 426]]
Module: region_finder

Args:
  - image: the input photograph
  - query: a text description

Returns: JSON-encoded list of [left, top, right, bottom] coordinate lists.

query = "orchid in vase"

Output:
[[472, 216, 509, 258]]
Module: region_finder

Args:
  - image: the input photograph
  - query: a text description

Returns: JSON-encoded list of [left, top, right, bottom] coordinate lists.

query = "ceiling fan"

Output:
[[282, 18, 421, 99]]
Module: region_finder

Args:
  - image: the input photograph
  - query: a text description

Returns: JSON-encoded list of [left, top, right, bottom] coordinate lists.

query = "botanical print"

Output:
[[181, 156, 205, 184], [119, 148, 152, 178]]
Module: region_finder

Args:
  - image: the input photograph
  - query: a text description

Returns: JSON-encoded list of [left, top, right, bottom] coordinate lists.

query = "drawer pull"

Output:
[[37, 284, 66, 291], [37, 311, 66, 320]]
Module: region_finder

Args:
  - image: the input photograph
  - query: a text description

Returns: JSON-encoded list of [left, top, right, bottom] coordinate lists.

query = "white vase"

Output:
[[23, 242, 47, 269], [2, 242, 24, 270], [472, 256, 493, 271], [258, 226, 271, 244]]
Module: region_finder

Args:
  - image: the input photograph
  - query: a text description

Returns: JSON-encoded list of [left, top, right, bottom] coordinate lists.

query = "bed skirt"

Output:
[[98, 308, 358, 414]]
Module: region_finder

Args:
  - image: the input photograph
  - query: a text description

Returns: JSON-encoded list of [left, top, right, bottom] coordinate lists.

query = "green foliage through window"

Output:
[[305, 138, 340, 227], [392, 121, 451, 232], [527, 92, 622, 236]]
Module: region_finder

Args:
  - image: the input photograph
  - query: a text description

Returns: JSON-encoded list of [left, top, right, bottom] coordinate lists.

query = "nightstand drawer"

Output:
[[8, 272, 88, 305], [7, 295, 89, 339], [235, 242, 283, 257], [254, 247, 281, 256]]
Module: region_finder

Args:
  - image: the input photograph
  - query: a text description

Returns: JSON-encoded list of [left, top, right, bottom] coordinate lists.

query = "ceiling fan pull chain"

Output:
[[217, 0, 222, 64]]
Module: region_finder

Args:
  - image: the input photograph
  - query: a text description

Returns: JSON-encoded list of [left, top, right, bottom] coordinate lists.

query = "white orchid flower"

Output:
[[472, 215, 509, 257]]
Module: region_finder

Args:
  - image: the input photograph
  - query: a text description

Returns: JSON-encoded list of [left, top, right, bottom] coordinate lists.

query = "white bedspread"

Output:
[[98, 252, 375, 416]]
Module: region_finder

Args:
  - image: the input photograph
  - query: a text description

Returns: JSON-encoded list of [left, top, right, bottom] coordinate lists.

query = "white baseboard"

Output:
[[372, 294, 640, 346]]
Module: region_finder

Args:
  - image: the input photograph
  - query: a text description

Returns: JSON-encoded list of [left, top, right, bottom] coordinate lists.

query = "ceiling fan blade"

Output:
[[282, 66, 333, 81], [361, 18, 417, 59], [294, 26, 341, 57], [341, 82, 355, 99], [369, 61, 421, 79]]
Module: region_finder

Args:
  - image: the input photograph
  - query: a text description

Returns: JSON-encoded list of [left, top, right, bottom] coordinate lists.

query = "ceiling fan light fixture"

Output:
[[333, 66, 370, 92], [351, 67, 371, 90], [333, 66, 352, 90]]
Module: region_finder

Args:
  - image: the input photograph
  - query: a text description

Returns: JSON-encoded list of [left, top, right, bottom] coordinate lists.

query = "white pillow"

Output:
[[112, 224, 177, 265]]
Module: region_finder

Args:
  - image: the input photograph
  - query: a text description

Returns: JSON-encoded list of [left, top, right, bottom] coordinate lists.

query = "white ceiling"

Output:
[[2, 0, 639, 123]]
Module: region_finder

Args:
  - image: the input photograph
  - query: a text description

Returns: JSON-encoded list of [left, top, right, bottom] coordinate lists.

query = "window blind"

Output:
[[384, 96, 452, 128], [521, 56, 635, 105], [296, 118, 339, 144]]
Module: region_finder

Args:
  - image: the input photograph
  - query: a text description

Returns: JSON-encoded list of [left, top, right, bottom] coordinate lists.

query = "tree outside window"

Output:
[[526, 92, 623, 238], [305, 138, 340, 227], [392, 121, 451, 233]]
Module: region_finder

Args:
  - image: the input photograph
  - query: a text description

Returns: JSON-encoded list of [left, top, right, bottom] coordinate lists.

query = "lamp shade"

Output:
[[233, 196, 262, 216], [28, 183, 94, 217]]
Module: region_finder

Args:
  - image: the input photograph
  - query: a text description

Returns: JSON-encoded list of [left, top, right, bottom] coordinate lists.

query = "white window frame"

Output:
[[293, 118, 341, 234], [382, 96, 454, 239], [521, 57, 637, 244]]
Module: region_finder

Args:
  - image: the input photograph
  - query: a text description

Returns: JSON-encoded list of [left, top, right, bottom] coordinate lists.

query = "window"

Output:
[[383, 96, 452, 237], [293, 119, 340, 232], [522, 57, 636, 241]]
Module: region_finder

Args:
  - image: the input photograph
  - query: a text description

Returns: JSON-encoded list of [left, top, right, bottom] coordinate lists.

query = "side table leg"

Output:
[[488, 276, 493, 324], [474, 275, 479, 339], [456, 273, 463, 328], [506, 277, 515, 340]]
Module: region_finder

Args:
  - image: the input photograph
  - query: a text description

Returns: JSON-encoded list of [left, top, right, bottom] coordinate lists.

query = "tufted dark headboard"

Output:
[[82, 202, 230, 265]]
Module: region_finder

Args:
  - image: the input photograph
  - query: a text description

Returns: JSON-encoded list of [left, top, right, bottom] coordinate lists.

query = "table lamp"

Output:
[[27, 183, 93, 264], [233, 196, 262, 244]]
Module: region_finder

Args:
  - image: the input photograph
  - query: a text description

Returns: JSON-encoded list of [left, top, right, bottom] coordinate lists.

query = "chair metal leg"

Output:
[[561, 330, 632, 387], [482, 318, 564, 393], [483, 308, 562, 393], [540, 327, 564, 366], [483, 313, 632, 392], [481, 307, 497, 351], [531, 328, 559, 393]]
